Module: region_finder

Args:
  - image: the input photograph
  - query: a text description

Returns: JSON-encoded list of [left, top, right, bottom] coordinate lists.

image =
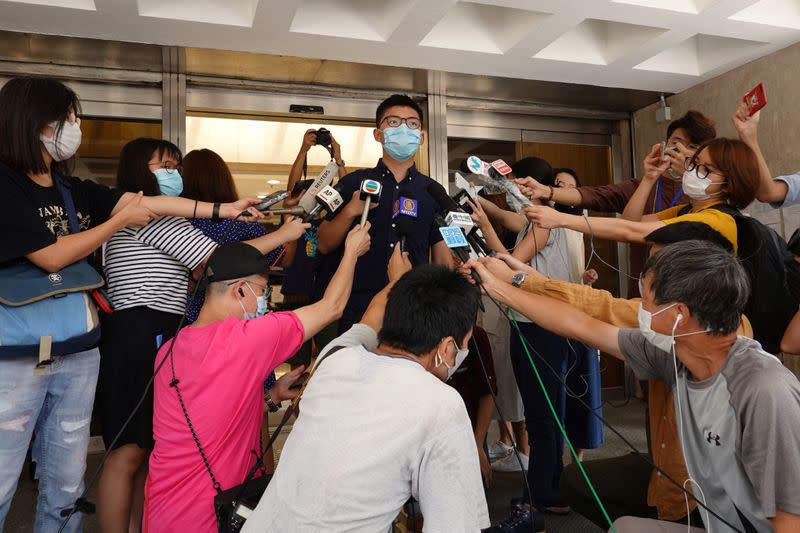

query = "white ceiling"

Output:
[[1, 0, 799, 93]]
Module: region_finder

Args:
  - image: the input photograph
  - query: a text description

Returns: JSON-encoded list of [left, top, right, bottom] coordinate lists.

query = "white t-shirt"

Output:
[[243, 325, 490, 533]]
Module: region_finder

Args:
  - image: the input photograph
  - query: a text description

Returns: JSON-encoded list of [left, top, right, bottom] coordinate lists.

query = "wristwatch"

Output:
[[336, 159, 346, 168], [265, 390, 281, 413], [511, 272, 527, 288]]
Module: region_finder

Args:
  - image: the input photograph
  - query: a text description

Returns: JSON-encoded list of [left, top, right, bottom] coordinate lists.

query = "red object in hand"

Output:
[[744, 83, 767, 116]]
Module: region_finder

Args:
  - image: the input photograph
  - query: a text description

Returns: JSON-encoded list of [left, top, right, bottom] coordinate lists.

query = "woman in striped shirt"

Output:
[[97, 138, 307, 533]]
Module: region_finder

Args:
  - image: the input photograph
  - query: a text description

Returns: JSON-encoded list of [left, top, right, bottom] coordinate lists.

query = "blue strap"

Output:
[[52, 173, 81, 235], [669, 186, 684, 208], [656, 178, 663, 211], [656, 177, 684, 211]]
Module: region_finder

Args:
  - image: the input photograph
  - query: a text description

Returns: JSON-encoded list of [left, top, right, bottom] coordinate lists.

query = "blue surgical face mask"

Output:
[[154, 168, 184, 197], [382, 124, 421, 162], [239, 283, 268, 320]]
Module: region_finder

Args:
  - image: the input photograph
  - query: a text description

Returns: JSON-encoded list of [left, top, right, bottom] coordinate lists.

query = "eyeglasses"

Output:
[[684, 158, 720, 180], [149, 161, 182, 174], [380, 115, 422, 130]]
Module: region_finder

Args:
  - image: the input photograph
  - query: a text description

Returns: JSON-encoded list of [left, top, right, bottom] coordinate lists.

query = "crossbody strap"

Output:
[[52, 174, 81, 235], [173, 341, 348, 495]]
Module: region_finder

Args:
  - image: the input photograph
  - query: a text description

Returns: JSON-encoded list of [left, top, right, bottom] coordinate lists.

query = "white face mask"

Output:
[[682, 168, 726, 201], [638, 303, 709, 352], [435, 339, 470, 381], [40, 120, 82, 161]]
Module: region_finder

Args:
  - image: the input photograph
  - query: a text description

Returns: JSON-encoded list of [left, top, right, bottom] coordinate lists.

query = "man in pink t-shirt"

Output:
[[144, 224, 370, 533]]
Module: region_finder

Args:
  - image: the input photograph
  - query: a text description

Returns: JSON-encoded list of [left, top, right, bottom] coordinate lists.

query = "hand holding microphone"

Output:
[[277, 217, 312, 242], [388, 243, 412, 283], [358, 179, 382, 226], [523, 205, 566, 229], [344, 221, 372, 258]]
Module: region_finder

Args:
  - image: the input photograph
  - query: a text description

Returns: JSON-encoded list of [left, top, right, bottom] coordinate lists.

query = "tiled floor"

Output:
[[4, 390, 647, 533]]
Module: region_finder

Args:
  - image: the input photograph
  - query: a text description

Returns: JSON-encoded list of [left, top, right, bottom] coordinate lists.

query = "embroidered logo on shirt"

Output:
[[707, 432, 721, 446]]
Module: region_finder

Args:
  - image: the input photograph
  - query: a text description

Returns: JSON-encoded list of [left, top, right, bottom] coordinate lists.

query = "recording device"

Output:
[[253, 190, 290, 214], [744, 82, 767, 116], [302, 184, 344, 223], [426, 181, 493, 257], [263, 206, 306, 217], [393, 194, 418, 252], [291, 178, 315, 197], [359, 179, 382, 227], [298, 160, 339, 213], [315, 127, 332, 147]]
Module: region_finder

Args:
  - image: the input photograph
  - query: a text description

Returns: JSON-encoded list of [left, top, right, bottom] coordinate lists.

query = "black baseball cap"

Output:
[[205, 242, 270, 283]]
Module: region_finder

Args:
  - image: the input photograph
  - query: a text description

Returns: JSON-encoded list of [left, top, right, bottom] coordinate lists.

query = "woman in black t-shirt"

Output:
[[0, 76, 262, 533]]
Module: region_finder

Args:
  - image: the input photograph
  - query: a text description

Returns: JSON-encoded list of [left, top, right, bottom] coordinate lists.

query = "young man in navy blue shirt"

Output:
[[317, 94, 453, 333]]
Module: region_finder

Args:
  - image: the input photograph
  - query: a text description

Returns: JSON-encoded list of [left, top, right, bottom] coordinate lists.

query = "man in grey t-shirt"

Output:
[[469, 240, 800, 532]]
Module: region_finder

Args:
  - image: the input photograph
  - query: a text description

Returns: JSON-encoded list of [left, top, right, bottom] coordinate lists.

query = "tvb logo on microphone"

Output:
[[393, 197, 418, 219]]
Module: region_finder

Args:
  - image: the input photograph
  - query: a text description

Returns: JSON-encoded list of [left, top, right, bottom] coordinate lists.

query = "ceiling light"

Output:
[[267, 179, 281, 185], [257, 193, 267, 199]]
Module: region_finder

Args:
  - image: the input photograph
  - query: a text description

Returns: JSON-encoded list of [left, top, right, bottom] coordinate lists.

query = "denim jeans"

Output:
[[0, 348, 100, 533], [510, 321, 571, 508]]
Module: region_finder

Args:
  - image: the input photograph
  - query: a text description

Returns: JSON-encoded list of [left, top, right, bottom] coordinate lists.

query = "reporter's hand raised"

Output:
[[388, 243, 412, 283], [523, 205, 565, 229], [732, 100, 760, 145], [116, 191, 158, 228], [278, 217, 311, 242], [344, 222, 371, 258], [514, 177, 550, 200], [643, 143, 669, 182]]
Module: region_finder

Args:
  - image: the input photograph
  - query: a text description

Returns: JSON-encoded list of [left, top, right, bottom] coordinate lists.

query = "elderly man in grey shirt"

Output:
[[468, 239, 800, 532]]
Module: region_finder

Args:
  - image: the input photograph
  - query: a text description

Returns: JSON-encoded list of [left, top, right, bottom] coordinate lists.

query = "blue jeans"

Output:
[[510, 321, 570, 508], [0, 348, 100, 533]]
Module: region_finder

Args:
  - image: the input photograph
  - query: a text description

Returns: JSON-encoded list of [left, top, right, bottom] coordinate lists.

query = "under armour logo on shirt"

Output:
[[707, 432, 721, 446]]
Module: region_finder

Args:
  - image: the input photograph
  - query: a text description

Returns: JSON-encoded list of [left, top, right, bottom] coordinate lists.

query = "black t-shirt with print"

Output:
[[0, 161, 123, 264]]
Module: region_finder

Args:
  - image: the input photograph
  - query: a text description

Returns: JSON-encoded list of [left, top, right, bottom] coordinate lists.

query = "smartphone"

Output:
[[660, 141, 667, 161], [291, 178, 315, 196], [744, 83, 767, 116]]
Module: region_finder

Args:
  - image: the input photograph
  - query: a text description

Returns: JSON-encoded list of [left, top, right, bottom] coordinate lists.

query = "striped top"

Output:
[[104, 216, 217, 315]]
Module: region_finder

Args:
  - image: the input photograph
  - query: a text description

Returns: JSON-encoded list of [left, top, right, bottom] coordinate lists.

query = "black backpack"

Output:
[[679, 203, 800, 353]]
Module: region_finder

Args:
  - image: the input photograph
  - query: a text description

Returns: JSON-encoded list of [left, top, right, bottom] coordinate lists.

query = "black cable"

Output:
[[482, 294, 743, 533], [469, 333, 536, 533], [58, 214, 254, 533]]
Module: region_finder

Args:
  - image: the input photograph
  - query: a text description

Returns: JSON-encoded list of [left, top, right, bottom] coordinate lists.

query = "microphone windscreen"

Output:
[[426, 181, 459, 212]]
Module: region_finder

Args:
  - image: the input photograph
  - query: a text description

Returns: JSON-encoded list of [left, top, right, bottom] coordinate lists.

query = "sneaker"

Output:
[[491, 452, 529, 472], [488, 441, 514, 462], [486, 504, 545, 533]]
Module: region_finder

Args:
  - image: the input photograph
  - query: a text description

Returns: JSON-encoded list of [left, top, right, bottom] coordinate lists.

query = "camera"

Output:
[[315, 128, 332, 147]]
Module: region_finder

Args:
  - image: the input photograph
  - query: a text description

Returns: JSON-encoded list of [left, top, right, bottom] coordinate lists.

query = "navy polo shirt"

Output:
[[326, 159, 444, 294]]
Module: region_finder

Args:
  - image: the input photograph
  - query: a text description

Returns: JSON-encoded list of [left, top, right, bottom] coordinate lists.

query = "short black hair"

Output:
[[553, 167, 581, 187], [0, 76, 81, 177], [645, 221, 733, 253], [512, 157, 554, 186], [643, 240, 749, 335], [116, 137, 182, 196], [376, 94, 424, 128], [666, 110, 716, 146], [378, 265, 480, 355]]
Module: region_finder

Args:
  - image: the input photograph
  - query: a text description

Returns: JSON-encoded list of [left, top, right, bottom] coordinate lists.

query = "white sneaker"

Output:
[[491, 451, 529, 472], [488, 441, 514, 462]]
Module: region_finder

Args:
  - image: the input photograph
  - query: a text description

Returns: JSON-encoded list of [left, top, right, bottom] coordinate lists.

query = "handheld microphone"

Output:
[[264, 206, 306, 217], [298, 159, 339, 213], [393, 194, 418, 253], [426, 181, 493, 257], [303, 184, 345, 223], [359, 179, 382, 227], [253, 190, 290, 213], [466, 156, 512, 181], [433, 216, 485, 309]]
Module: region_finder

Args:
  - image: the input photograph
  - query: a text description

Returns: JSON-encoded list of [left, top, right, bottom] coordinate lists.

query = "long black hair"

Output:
[[0, 76, 81, 177], [116, 137, 182, 196]]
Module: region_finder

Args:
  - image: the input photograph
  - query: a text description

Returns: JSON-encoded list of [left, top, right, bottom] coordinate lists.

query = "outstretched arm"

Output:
[[525, 205, 664, 244]]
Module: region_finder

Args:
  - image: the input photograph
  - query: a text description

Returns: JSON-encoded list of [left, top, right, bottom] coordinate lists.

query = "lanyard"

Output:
[[656, 178, 684, 211]]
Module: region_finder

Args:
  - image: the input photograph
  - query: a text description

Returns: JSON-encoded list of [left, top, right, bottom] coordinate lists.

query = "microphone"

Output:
[[242, 190, 291, 217], [264, 206, 306, 217], [466, 156, 512, 181], [393, 193, 418, 253], [433, 216, 485, 309], [426, 181, 493, 257], [303, 184, 345, 223], [359, 179, 382, 227], [298, 159, 339, 213]]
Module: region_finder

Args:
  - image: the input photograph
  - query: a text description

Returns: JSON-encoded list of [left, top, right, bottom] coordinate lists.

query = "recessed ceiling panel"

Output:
[[420, 1, 550, 54], [535, 19, 667, 65], [290, 0, 413, 42], [1, 0, 95, 9], [730, 0, 800, 30], [611, 0, 716, 14], [635, 33, 767, 76], [137, 0, 259, 27]]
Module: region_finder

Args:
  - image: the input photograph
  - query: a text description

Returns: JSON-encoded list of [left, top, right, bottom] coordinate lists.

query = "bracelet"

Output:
[[211, 202, 221, 223], [192, 200, 198, 219], [546, 186, 554, 202], [265, 390, 281, 413]]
